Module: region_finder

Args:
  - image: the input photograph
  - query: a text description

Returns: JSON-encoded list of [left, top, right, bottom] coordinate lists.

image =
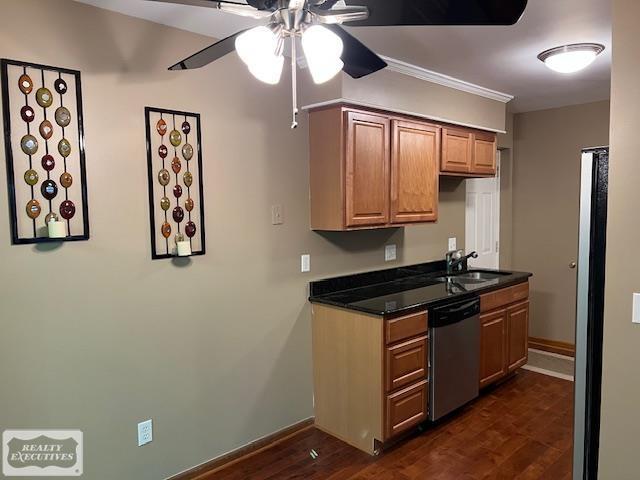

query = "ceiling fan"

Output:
[[148, 0, 528, 128]]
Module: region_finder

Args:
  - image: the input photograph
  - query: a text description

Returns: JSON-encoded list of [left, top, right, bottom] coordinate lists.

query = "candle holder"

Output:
[[175, 233, 192, 257], [46, 213, 65, 239]]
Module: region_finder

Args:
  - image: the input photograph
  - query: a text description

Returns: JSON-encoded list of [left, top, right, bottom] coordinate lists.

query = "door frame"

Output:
[[465, 151, 501, 269]]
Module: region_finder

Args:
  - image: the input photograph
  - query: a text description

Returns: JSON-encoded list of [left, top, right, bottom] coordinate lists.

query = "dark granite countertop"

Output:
[[309, 261, 532, 316]]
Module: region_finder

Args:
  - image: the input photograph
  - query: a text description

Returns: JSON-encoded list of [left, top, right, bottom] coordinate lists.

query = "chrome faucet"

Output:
[[446, 250, 479, 275]]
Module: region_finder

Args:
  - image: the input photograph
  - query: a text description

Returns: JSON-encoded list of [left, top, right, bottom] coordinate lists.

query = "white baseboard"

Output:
[[522, 364, 574, 382]]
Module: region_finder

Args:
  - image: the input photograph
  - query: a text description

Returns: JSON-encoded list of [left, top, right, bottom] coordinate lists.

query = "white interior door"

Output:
[[465, 152, 501, 269]]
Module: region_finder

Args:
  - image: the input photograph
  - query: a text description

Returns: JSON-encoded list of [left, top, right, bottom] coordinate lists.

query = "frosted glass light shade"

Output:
[[302, 25, 344, 84], [235, 26, 284, 85], [538, 43, 605, 74], [248, 55, 285, 85]]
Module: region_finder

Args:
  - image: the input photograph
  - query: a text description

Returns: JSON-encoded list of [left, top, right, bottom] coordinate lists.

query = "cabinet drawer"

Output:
[[512, 282, 530, 303], [385, 311, 428, 345], [385, 336, 428, 392], [385, 380, 428, 439], [480, 282, 529, 312], [480, 287, 513, 312]]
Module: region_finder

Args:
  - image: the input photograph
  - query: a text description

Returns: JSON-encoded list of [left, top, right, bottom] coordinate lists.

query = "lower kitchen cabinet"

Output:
[[507, 301, 530, 372], [311, 304, 428, 454], [479, 309, 507, 388], [479, 282, 530, 388]]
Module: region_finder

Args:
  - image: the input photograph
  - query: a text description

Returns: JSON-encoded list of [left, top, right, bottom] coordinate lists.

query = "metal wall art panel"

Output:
[[145, 107, 205, 260], [1, 59, 90, 244]]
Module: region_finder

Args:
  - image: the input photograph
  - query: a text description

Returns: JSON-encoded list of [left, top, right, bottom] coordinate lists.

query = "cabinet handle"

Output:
[[569, 262, 577, 269]]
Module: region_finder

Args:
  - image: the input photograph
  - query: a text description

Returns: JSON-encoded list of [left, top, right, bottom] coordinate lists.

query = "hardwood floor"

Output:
[[206, 371, 573, 480]]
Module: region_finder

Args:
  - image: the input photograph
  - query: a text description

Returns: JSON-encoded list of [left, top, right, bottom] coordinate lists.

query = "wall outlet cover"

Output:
[[385, 244, 397, 262], [301, 254, 311, 273], [633, 293, 640, 324], [448, 237, 457, 251], [138, 419, 153, 447]]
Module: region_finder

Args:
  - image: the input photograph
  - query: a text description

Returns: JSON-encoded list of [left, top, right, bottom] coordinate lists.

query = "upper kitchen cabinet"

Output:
[[391, 120, 440, 224], [441, 127, 497, 177], [309, 105, 440, 231], [345, 111, 391, 228]]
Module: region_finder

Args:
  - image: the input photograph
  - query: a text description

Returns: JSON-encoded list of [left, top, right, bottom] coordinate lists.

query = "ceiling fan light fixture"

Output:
[[248, 55, 285, 85], [538, 43, 605, 74], [302, 25, 344, 84], [235, 26, 284, 84]]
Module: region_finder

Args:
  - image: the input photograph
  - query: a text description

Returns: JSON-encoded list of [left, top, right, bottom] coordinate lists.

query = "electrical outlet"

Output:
[[301, 254, 310, 273], [137, 419, 153, 447], [633, 293, 640, 324], [385, 244, 397, 262], [448, 237, 457, 251], [271, 205, 284, 225]]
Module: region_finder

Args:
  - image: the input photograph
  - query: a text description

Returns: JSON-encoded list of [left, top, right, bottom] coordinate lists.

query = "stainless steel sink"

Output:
[[433, 270, 510, 284], [433, 276, 486, 284], [455, 271, 509, 281]]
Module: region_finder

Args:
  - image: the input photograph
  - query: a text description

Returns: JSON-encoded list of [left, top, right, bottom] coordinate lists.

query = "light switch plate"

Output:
[[633, 293, 640, 324], [385, 244, 397, 262], [301, 254, 310, 273], [137, 419, 153, 447], [271, 205, 284, 225], [448, 237, 457, 251]]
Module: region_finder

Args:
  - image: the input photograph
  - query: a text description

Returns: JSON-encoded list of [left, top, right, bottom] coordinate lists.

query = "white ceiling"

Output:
[[75, 0, 611, 112]]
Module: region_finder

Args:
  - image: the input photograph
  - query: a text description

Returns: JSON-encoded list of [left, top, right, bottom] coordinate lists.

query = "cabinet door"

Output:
[[390, 120, 440, 224], [441, 127, 473, 174], [345, 111, 390, 227], [507, 301, 529, 372], [480, 309, 507, 388], [472, 131, 497, 175]]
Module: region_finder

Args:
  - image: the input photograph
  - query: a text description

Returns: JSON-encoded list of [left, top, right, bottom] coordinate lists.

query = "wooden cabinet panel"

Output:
[[480, 286, 514, 313], [472, 131, 497, 175], [385, 336, 428, 392], [480, 309, 507, 388], [441, 127, 472, 174], [385, 311, 428, 345], [507, 301, 529, 372], [345, 111, 390, 227], [512, 282, 530, 304], [385, 380, 428, 439], [390, 120, 439, 224]]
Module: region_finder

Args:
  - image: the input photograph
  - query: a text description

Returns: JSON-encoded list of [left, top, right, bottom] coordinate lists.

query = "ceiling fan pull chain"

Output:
[[291, 35, 299, 129]]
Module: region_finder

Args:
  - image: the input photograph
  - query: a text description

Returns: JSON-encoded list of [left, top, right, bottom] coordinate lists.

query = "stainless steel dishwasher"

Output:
[[429, 297, 481, 421]]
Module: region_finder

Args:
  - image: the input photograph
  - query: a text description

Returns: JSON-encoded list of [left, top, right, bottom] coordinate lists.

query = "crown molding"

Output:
[[300, 98, 506, 134], [379, 55, 514, 103]]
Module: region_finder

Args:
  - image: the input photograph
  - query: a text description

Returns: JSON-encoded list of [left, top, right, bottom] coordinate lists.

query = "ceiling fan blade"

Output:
[[146, 0, 271, 17], [147, 0, 248, 7], [169, 29, 248, 70], [324, 25, 387, 79], [341, 0, 528, 26], [310, 5, 369, 24]]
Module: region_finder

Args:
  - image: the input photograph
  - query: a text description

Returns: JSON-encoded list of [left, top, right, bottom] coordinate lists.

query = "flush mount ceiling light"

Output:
[[538, 43, 605, 74], [148, 0, 529, 129]]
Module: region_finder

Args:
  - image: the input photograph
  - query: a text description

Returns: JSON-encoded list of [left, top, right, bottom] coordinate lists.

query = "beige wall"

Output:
[[599, 0, 640, 475], [512, 101, 610, 344], [0, 2, 499, 479], [301, 68, 507, 133]]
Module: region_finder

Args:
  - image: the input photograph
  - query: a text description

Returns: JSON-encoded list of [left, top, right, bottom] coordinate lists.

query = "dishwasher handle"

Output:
[[431, 299, 480, 328]]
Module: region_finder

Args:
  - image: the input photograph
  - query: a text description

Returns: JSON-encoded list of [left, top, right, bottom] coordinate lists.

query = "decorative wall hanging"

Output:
[[1, 59, 90, 244], [145, 107, 205, 260]]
